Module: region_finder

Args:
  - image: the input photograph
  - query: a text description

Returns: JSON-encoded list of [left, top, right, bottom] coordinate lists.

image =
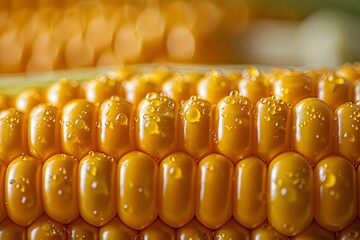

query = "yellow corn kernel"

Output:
[[215, 92, 252, 163], [0, 218, 27, 240], [179, 96, 213, 160], [99, 217, 138, 240], [0, 108, 27, 165], [293, 222, 334, 240], [140, 218, 176, 240], [338, 219, 360, 240], [159, 152, 196, 228], [358, 166, 360, 219], [98, 96, 134, 160], [355, 82, 360, 102], [84, 75, 123, 104], [337, 63, 360, 82], [215, 219, 250, 240], [292, 98, 332, 164], [123, 75, 159, 105], [196, 153, 233, 229], [15, 88, 44, 115], [255, 96, 290, 163], [251, 223, 288, 240], [162, 74, 197, 103], [233, 156, 266, 229], [5, 155, 42, 226], [0, 160, 6, 223], [67, 217, 99, 240], [335, 102, 360, 164], [42, 154, 78, 224], [176, 218, 212, 240], [27, 214, 66, 240], [46, 78, 80, 109], [0, 94, 11, 111], [314, 155, 357, 231], [28, 104, 60, 162], [136, 93, 177, 160], [78, 152, 116, 227], [117, 151, 158, 230], [268, 152, 313, 236], [61, 99, 97, 160], [197, 69, 234, 103]]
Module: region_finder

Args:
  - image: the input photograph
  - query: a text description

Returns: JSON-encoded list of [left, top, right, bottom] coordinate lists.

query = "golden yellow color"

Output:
[[292, 98, 332, 163], [196, 153, 233, 229], [5, 155, 43, 226], [215, 219, 250, 240], [251, 223, 288, 240], [117, 151, 158, 230], [179, 96, 213, 160], [272, 70, 312, 106], [337, 63, 360, 83], [0, 218, 27, 240], [255, 96, 290, 163], [176, 218, 212, 240], [314, 155, 357, 231], [215, 91, 252, 162], [98, 96, 134, 160], [335, 102, 360, 164], [84, 75, 123, 104], [159, 152, 196, 228], [355, 82, 360, 102], [78, 152, 116, 227], [0, 161, 6, 223], [27, 214, 66, 240], [162, 74, 197, 103], [140, 218, 176, 240], [293, 222, 334, 240], [197, 69, 234, 103], [233, 157, 266, 229], [15, 88, 44, 115], [338, 219, 360, 240], [136, 93, 177, 160], [0, 94, 11, 111], [358, 166, 360, 219], [0, 108, 27, 165], [42, 154, 78, 224], [238, 66, 271, 106], [123, 75, 159, 105], [28, 104, 60, 162], [67, 218, 99, 240], [61, 99, 97, 160], [268, 152, 313, 236], [46, 78, 80, 109], [99, 217, 138, 240]]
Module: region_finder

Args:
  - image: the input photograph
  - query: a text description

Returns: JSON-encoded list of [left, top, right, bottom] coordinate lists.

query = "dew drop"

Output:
[[74, 119, 85, 129], [145, 120, 159, 135], [67, 133, 78, 143], [185, 107, 201, 123]]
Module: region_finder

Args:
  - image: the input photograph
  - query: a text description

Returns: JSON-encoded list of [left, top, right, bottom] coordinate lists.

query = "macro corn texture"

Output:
[[0, 63, 360, 239]]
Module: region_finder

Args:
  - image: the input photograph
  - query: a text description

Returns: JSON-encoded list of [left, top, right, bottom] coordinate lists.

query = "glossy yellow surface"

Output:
[[136, 93, 177, 160], [292, 98, 332, 163], [162, 74, 197, 103], [67, 218, 99, 240], [42, 154, 78, 224], [179, 96, 213, 160], [338, 219, 360, 240], [0, 94, 11, 111], [123, 75, 159, 105], [196, 153, 233, 229], [268, 152, 313, 236], [197, 69, 234, 103], [61, 99, 97, 160], [215, 91, 252, 162], [215, 219, 250, 240], [355, 82, 360, 102], [255, 96, 290, 163], [176, 218, 212, 240], [251, 223, 288, 240], [98, 96, 134, 160], [46, 78, 80, 109], [78, 152, 116, 227], [233, 157, 266, 229], [140, 218, 176, 240], [0, 218, 27, 240], [293, 222, 334, 240], [28, 104, 60, 162], [5, 155, 42, 226], [117, 151, 158, 230], [0, 161, 6, 223], [99, 217, 138, 240], [0, 108, 27, 165], [15, 88, 44, 115], [27, 214, 66, 240], [314, 155, 357, 231], [335, 102, 360, 164], [84, 75, 123, 104], [159, 152, 196, 228]]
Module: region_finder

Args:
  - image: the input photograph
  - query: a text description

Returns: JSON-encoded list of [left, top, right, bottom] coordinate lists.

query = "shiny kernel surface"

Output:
[[215, 92, 252, 162], [338, 219, 360, 240], [27, 214, 66, 240], [255, 96, 290, 163], [233, 157, 266, 229], [85, 75, 123, 104], [159, 152, 196, 228], [117, 151, 158, 230], [78, 152, 116, 227], [215, 219, 250, 240], [176, 218, 212, 240], [136, 93, 177, 160], [15, 88, 44, 115], [0, 218, 27, 240], [123, 75, 159, 105], [67, 218, 98, 240], [99, 217, 138, 240], [0, 161, 6, 223], [196, 153, 233, 229], [42, 154, 78, 224], [314, 155, 357, 231], [140, 218, 176, 240], [293, 222, 334, 240], [292, 98, 332, 163], [251, 223, 288, 240], [5, 155, 43, 226], [46, 78, 80, 109], [268, 152, 313, 236], [162, 74, 197, 103]]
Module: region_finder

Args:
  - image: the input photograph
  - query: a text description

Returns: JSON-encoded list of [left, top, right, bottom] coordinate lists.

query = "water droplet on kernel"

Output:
[[185, 107, 201, 123]]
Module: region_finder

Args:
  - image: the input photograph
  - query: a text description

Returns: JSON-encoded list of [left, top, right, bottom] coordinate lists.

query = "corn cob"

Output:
[[0, 64, 359, 239]]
